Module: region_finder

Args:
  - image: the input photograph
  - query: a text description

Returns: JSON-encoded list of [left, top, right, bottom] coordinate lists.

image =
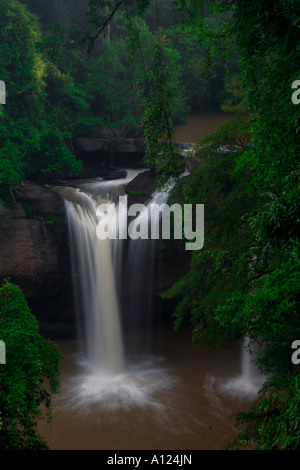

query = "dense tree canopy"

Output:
[[0, 0, 92, 203]]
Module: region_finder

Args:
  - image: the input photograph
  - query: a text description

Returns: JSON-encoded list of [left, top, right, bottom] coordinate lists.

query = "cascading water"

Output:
[[124, 172, 190, 355], [222, 336, 265, 398], [125, 187, 171, 355], [65, 193, 125, 375], [53, 170, 178, 409]]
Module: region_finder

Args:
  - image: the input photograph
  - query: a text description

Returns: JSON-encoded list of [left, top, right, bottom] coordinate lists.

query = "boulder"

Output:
[[185, 155, 201, 173], [75, 137, 111, 154], [95, 127, 114, 140], [12, 181, 65, 216], [113, 139, 145, 154], [0, 209, 68, 300], [125, 169, 159, 207], [102, 169, 128, 180], [75, 137, 146, 156]]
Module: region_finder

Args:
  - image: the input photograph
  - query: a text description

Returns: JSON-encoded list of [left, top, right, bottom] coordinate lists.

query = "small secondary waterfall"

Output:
[[241, 338, 257, 386], [223, 336, 265, 398]]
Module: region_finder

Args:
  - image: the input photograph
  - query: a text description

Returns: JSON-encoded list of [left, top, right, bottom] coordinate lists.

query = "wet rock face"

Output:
[[12, 180, 66, 215], [75, 137, 111, 154], [0, 181, 72, 313], [75, 137, 146, 156], [125, 169, 159, 207]]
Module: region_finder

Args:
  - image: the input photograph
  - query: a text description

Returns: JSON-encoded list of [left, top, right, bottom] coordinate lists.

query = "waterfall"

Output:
[[56, 169, 171, 370], [56, 171, 190, 370], [54, 171, 140, 376], [124, 173, 189, 355], [222, 336, 265, 398], [241, 338, 256, 386], [240, 337, 265, 391], [52, 170, 186, 408], [65, 190, 125, 375], [125, 188, 171, 354]]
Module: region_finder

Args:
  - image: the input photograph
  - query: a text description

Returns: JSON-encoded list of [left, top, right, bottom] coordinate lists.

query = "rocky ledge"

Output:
[[74, 136, 199, 175]]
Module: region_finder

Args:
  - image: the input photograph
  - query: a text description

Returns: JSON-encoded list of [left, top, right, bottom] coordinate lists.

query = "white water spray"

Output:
[[222, 337, 265, 398]]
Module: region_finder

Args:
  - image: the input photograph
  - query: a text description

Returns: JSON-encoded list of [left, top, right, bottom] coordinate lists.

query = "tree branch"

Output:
[[65, 0, 125, 53], [87, 0, 124, 52]]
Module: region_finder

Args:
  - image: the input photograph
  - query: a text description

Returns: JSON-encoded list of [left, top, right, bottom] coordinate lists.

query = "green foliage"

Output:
[[197, 76, 251, 149], [39, 0, 152, 58], [163, 0, 300, 450], [165, 11, 236, 111], [139, 30, 187, 194], [199, 116, 252, 150], [84, 17, 152, 134], [219, 0, 300, 245], [0, 0, 46, 116], [83, 13, 190, 135], [0, 280, 61, 449], [128, 190, 146, 197], [38, 1, 233, 137], [162, 147, 257, 345], [0, 0, 89, 202], [231, 375, 300, 450]]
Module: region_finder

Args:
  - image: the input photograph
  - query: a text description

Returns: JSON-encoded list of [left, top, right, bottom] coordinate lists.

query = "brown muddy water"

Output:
[[173, 111, 235, 143], [39, 327, 255, 451]]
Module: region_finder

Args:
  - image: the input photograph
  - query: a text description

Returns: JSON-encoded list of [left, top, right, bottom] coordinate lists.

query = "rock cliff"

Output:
[[0, 182, 75, 338]]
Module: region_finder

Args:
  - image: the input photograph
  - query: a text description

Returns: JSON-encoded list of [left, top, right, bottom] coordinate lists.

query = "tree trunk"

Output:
[[105, 3, 111, 46]]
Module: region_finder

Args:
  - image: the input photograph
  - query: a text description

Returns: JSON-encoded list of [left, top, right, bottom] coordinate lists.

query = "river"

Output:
[[39, 330, 255, 450], [173, 111, 236, 143]]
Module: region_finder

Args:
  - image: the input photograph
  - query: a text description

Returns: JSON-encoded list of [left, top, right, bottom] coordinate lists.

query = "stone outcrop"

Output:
[[125, 169, 159, 206], [11, 181, 65, 216], [185, 155, 201, 172], [75, 137, 111, 154], [0, 182, 75, 338], [74, 137, 147, 170], [75, 137, 146, 156], [74, 136, 197, 174]]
